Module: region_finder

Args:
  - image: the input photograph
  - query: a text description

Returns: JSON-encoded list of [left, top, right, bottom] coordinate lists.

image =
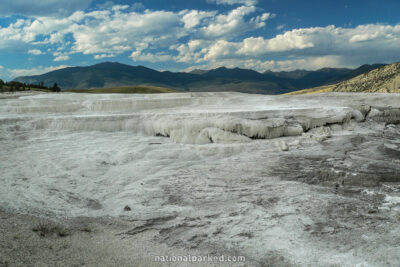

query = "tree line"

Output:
[[0, 79, 61, 92]]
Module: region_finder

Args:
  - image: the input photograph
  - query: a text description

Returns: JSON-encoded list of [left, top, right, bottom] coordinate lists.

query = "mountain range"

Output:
[[14, 62, 386, 94]]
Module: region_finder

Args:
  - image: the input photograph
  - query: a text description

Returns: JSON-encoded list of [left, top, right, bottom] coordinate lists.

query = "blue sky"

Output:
[[1, 0, 400, 80]]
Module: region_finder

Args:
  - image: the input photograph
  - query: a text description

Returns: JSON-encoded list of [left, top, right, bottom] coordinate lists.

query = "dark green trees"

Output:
[[51, 83, 61, 92], [0, 79, 61, 92]]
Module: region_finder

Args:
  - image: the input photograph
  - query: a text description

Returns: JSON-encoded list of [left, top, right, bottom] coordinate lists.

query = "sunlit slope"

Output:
[[285, 62, 400, 95], [284, 85, 336, 95]]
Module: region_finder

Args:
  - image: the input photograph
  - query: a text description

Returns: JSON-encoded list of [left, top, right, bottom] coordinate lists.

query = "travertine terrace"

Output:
[[1, 92, 400, 266]]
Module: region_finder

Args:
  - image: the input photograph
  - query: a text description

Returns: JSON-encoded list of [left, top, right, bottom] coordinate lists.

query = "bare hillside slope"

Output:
[[287, 62, 400, 95]]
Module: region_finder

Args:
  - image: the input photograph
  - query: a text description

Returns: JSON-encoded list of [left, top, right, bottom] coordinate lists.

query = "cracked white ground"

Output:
[[1, 92, 400, 266]]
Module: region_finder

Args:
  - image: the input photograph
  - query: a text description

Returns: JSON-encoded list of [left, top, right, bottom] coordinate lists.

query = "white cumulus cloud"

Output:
[[130, 51, 173, 63], [28, 49, 43, 55], [207, 0, 257, 6], [201, 5, 264, 38], [7, 65, 70, 78], [54, 55, 70, 62], [181, 10, 217, 29]]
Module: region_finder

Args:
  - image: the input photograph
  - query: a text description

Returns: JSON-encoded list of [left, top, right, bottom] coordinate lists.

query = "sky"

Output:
[[0, 0, 400, 80]]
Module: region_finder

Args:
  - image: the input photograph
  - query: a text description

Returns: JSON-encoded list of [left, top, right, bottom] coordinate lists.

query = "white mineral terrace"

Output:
[[1, 92, 400, 266]]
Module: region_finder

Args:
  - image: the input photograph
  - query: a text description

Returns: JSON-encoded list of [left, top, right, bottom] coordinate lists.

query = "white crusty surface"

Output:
[[1, 92, 400, 266]]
